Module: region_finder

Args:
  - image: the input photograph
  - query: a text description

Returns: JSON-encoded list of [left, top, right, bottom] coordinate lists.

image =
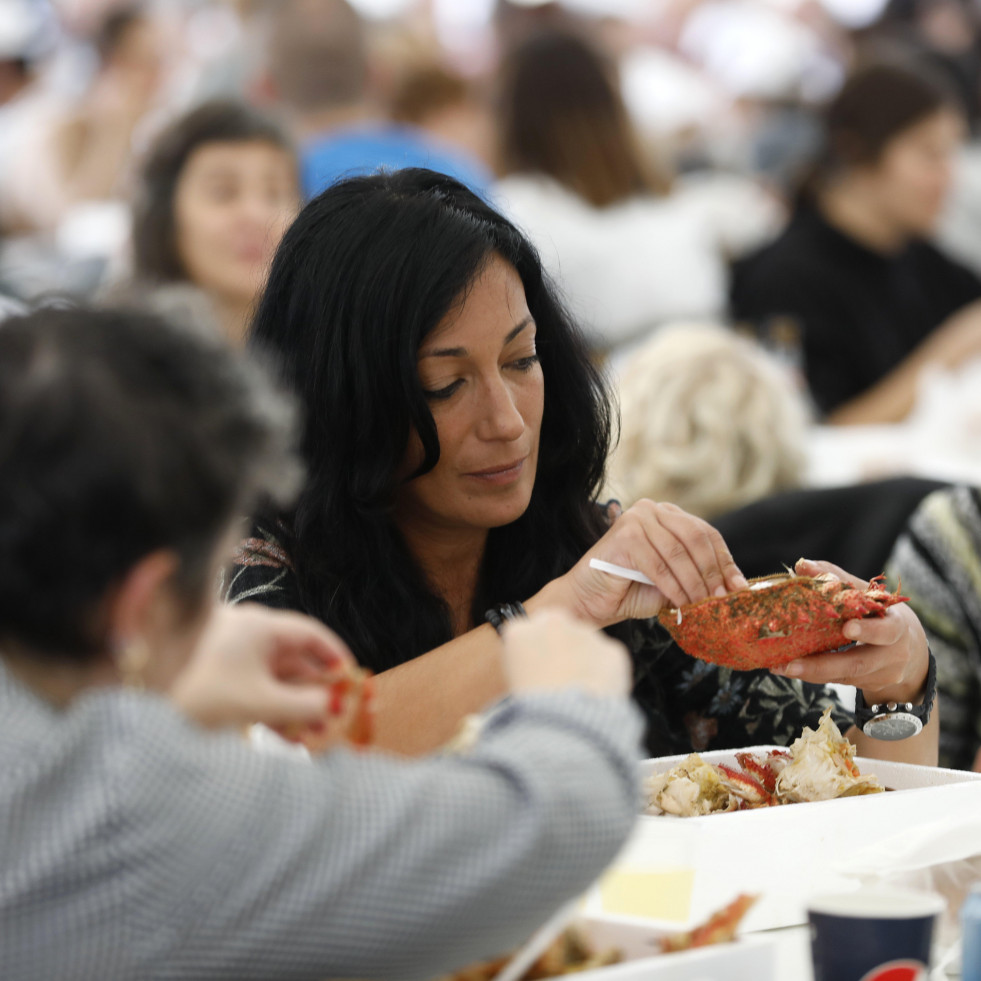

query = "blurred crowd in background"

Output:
[[5, 0, 981, 518]]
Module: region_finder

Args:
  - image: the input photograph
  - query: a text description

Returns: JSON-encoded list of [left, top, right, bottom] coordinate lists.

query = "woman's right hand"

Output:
[[532, 499, 747, 628]]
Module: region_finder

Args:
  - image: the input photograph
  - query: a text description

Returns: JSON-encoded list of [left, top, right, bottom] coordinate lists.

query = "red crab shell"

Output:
[[657, 573, 908, 671]]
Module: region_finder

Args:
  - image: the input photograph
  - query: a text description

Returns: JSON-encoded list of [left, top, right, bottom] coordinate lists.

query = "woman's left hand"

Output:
[[769, 558, 930, 706]]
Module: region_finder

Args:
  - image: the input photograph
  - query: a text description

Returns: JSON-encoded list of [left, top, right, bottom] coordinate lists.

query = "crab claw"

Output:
[[734, 752, 779, 794], [718, 763, 775, 807]]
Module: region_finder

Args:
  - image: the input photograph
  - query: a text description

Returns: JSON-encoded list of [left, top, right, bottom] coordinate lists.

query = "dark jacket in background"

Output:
[[731, 205, 981, 416], [712, 476, 948, 581]]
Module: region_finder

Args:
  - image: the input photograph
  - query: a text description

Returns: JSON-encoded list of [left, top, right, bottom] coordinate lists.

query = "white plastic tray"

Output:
[[552, 917, 775, 981], [583, 749, 981, 932]]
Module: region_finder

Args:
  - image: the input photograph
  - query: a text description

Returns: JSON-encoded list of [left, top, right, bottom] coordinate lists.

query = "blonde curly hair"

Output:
[[608, 324, 810, 518]]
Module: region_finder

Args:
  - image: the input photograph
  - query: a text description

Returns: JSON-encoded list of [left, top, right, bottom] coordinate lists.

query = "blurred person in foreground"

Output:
[[123, 99, 300, 344], [732, 57, 981, 424], [227, 166, 937, 768], [0, 304, 642, 981], [262, 0, 490, 200], [607, 323, 809, 520], [493, 30, 779, 359]]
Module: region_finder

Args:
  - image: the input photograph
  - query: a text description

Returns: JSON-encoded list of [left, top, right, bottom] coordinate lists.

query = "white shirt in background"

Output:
[[494, 171, 782, 355]]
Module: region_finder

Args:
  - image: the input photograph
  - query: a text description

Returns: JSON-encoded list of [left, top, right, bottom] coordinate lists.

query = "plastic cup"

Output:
[[807, 888, 946, 981]]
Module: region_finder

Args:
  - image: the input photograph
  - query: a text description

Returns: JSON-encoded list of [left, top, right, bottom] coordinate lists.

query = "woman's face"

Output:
[[173, 139, 299, 324], [396, 255, 545, 538], [864, 108, 963, 237]]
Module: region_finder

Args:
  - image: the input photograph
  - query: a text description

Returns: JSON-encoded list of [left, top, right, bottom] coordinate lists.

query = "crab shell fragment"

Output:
[[656, 573, 909, 671]]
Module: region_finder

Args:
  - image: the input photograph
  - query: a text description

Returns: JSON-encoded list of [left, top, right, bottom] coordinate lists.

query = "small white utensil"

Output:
[[588, 558, 656, 587]]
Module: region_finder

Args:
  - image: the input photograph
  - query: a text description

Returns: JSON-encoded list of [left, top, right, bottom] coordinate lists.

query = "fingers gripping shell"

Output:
[[656, 574, 908, 670]]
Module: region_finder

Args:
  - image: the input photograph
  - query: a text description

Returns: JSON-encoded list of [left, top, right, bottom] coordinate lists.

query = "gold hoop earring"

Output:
[[116, 638, 151, 691]]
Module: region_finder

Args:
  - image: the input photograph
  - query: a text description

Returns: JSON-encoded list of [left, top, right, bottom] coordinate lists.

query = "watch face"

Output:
[[863, 713, 923, 741]]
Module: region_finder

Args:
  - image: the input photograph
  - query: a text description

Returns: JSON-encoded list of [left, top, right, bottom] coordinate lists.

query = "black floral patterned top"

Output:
[[224, 518, 852, 757]]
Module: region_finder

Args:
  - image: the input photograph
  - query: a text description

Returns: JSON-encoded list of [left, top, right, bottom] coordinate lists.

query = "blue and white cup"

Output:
[[808, 888, 946, 981]]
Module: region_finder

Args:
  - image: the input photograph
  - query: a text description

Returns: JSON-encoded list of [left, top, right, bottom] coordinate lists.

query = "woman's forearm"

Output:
[[826, 357, 922, 425], [369, 587, 576, 755], [829, 299, 981, 425], [371, 623, 508, 755]]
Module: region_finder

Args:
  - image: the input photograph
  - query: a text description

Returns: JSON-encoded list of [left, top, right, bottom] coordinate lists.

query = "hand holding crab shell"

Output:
[[653, 555, 932, 715], [540, 499, 749, 629], [769, 559, 931, 712], [547, 502, 930, 722]]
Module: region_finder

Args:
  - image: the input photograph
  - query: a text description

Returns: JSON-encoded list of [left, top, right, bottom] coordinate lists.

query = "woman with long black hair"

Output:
[[229, 167, 938, 765]]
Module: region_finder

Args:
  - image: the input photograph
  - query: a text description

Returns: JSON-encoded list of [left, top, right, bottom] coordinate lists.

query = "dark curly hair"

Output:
[[0, 306, 299, 661], [250, 168, 615, 671]]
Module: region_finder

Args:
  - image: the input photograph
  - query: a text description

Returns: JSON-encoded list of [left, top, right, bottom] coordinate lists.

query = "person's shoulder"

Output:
[[733, 210, 826, 279], [299, 126, 394, 192], [0, 679, 205, 809], [493, 174, 600, 252], [496, 173, 584, 205], [231, 519, 295, 572], [303, 123, 387, 154], [302, 124, 490, 196], [391, 126, 493, 194], [907, 237, 981, 290], [731, 210, 845, 315], [222, 519, 303, 611]]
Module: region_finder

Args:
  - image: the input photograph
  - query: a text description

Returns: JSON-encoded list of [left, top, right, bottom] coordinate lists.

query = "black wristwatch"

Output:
[[484, 601, 528, 636], [853, 651, 936, 741]]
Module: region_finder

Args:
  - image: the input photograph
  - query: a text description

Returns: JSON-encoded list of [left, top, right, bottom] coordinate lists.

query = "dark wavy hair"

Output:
[[250, 168, 615, 671], [0, 306, 299, 662]]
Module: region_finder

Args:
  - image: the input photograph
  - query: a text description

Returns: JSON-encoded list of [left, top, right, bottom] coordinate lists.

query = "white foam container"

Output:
[[582, 748, 981, 933]]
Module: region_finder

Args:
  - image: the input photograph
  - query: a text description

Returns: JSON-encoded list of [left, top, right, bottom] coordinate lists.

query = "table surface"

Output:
[[806, 424, 981, 489]]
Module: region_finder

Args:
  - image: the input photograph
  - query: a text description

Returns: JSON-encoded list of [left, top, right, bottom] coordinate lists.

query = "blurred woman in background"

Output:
[[128, 99, 300, 343], [493, 30, 778, 357], [732, 57, 981, 423], [3, 3, 166, 233], [0, 304, 642, 980]]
